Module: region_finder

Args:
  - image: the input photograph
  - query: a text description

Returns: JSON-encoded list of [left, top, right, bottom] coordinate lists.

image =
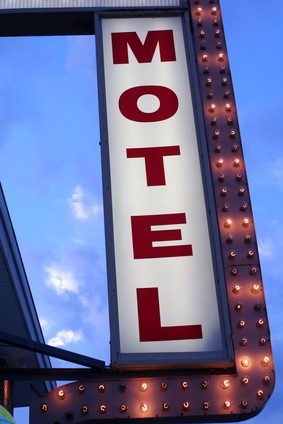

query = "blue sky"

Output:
[[0, 1, 282, 423]]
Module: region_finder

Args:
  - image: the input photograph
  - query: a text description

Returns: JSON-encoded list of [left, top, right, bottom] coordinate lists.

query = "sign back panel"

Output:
[[99, 13, 231, 367]]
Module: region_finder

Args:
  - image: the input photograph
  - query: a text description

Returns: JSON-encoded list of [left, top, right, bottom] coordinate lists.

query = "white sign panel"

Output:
[[101, 15, 225, 366]]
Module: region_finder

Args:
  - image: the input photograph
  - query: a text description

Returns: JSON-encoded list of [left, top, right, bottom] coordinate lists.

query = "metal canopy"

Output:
[[0, 184, 56, 407]]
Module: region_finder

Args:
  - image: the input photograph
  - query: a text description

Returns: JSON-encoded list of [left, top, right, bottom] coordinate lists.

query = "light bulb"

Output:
[[221, 379, 230, 389], [241, 358, 250, 368], [140, 403, 148, 413], [139, 383, 148, 392], [58, 389, 65, 399]]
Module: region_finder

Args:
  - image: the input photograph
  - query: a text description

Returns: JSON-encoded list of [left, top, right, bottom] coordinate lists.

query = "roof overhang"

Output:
[[0, 1, 182, 36], [0, 184, 56, 407]]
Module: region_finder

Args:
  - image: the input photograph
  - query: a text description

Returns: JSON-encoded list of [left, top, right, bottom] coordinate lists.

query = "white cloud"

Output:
[[48, 329, 83, 347], [258, 238, 273, 258], [44, 264, 79, 295], [39, 317, 52, 334], [68, 185, 101, 220]]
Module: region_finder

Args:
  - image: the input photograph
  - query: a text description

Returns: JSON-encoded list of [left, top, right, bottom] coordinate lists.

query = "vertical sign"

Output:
[[100, 15, 230, 367]]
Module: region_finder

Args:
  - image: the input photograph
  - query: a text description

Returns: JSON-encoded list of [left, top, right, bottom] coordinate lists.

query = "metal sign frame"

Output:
[[0, 0, 275, 422]]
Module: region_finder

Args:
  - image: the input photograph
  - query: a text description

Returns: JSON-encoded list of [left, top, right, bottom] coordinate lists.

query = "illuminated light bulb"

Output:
[[227, 116, 233, 125], [227, 233, 234, 243], [231, 268, 238, 276], [199, 29, 205, 38], [207, 90, 214, 99], [218, 172, 225, 182], [206, 77, 212, 86], [99, 404, 107, 414], [257, 389, 264, 400], [211, 6, 217, 15], [234, 302, 242, 312], [161, 382, 168, 390], [213, 129, 220, 139], [257, 319, 265, 329], [223, 400, 231, 409], [229, 250, 236, 259], [236, 172, 243, 181], [209, 103, 216, 113], [210, 117, 217, 125], [245, 233, 252, 243], [181, 381, 189, 390], [81, 406, 88, 415], [202, 401, 210, 410], [238, 186, 245, 195], [237, 320, 246, 329], [221, 379, 230, 389], [222, 77, 228, 86], [98, 384, 105, 393], [202, 53, 208, 62], [78, 385, 85, 393], [241, 358, 250, 368], [214, 28, 221, 36], [201, 380, 209, 389], [140, 403, 148, 413], [119, 384, 127, 392], [218, 53, 224, 62], [241, 202, 248, 211], [221, 186, 228, 196], [251, 284, 260, 294], [139, 383, 148, 392], [250, 266, 258, 275], [162, 403, 169, 411], [263, 374, 271, 385], [225, 103, 231, 112], [120, 404, 128, 413], [259, 337, 267, 347], [213, 18, 219, 26], [230, 130, 236, 139], [240, 337, 248, 347], [223, 203, 230, 212], [195, 7, 202, 16], [216, 158, 224, 167], [241, 376, 249, 386], [233, 158, 240, 167], [224, 218, 232, 228], [233, 285, 240, 294], [215, 144, 222, 153], [240, 399, 248, 409], [216, 41, 222, 49], [182, 401, 190, 411], [232, 144, 239, 152], [224, 90, 230, 98], [247, 250, 254, 258], [58, 389, 65, 399], [41, 404, 48, 412], [242, 218, 249, 227]]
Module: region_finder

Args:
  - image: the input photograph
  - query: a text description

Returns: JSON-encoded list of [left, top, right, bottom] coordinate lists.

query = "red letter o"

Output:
[[119, 85, 178, 122]]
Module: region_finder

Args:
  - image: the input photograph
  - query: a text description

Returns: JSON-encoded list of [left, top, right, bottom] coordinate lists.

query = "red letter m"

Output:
[[112, 30, 176, 64]]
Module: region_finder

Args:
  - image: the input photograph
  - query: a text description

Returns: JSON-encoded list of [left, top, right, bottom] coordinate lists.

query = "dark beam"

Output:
[[0, 331, 105, 369], [0, 11, 95, 37]]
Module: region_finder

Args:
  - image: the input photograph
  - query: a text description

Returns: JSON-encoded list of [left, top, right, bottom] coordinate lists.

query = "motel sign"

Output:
[[0, 1, 275, 423], [101, 16, 231, 367]]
